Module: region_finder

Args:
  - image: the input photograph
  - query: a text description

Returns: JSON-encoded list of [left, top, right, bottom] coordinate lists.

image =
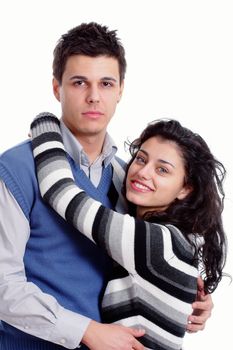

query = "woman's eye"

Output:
[[157, 167, 168, 174], [135, 155, 146, 164]]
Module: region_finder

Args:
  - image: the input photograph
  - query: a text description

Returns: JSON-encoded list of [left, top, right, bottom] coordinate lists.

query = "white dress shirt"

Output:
[[0, 120, 117, 348]]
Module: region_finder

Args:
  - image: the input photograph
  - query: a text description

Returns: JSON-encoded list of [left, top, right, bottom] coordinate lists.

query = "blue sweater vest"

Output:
[[0, 140, 115, 349]]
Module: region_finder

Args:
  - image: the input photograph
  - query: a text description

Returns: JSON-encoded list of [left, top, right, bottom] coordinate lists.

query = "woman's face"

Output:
[[126, 136, 191, 218]]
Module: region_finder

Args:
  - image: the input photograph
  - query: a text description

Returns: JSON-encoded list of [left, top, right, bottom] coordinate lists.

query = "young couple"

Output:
[[0, 22, 226, 350]]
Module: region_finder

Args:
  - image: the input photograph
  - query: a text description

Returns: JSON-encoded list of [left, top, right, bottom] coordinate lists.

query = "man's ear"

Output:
[[118, 80, 124, 102], [177, 185, 193, 200], [52, 78, 61, 101]]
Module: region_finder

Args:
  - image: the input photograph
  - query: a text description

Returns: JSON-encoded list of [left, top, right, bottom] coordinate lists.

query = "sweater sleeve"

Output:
[[31, 113, 198, 281], [61, 192, 198, 287]]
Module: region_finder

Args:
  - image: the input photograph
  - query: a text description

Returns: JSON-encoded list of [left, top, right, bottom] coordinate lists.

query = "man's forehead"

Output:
[[64, 54, 120, 79]]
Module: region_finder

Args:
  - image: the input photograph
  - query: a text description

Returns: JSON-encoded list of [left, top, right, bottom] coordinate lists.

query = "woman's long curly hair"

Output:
[[123, 119, 227, 293]]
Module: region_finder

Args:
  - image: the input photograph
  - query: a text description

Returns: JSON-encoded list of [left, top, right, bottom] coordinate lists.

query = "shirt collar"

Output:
[[60, 119, 117, 168]]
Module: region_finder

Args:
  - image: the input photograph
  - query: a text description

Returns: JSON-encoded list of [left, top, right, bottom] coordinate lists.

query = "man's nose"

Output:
[[86, 86, 100, 104]]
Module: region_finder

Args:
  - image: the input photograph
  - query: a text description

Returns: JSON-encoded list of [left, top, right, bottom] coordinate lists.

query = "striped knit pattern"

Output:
[[31, 113, 198, 350]]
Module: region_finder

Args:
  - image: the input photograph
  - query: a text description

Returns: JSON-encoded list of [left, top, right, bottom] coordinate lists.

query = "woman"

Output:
[[31, 114, 227, 350]]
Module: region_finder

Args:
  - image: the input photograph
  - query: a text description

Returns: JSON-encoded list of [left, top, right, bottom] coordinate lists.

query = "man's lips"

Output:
[[82, 111, 104, 119], [130, 180, 154, 192]]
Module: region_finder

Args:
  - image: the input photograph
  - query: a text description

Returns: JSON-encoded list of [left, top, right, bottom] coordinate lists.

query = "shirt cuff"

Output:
[[49, 306, 91, 349]]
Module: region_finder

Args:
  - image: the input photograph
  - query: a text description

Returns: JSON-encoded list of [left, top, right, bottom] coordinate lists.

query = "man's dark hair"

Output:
[[53, 22, 126, 84]]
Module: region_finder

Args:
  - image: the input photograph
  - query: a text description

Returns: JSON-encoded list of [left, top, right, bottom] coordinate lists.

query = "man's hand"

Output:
[[82, 320, 145, 350], [187, 276, 213, 333]]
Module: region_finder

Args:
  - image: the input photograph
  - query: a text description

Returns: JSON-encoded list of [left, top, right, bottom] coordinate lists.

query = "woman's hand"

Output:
[[187, 277, 213, 332]]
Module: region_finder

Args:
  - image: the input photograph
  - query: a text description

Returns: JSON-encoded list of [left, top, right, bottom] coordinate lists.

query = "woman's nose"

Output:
[[137, 164, 153, 180]]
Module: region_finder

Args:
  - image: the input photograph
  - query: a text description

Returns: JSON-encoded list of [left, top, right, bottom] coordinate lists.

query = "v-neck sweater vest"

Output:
[[0, 140, 122, 349]]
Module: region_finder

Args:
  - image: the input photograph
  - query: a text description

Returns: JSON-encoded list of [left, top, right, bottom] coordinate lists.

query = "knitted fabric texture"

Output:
[[0, 127, 122, 349], [31, 113, 198, 350]]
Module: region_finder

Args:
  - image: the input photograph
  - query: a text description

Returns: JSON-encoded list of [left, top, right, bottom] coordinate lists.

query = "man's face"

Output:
[[53, 55, 124, 141]]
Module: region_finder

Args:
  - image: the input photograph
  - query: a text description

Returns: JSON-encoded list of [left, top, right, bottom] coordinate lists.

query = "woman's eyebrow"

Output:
[[139, 148, 175, 168]]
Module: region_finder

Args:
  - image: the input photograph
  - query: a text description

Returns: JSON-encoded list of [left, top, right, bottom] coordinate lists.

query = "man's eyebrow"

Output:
[[70, 75, 88, 81], [69, 75, 118, 82], [138, 148, 175, 168], [101, 77, 118, 82]]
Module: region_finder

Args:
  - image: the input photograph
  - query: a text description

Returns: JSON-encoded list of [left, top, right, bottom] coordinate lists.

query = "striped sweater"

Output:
[[31, 113, 198, 350]]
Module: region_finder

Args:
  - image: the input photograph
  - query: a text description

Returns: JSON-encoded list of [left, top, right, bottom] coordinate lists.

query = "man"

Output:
[[0, 22, 212, 349]]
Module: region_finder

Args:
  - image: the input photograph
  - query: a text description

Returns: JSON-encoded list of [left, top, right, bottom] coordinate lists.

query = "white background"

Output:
[[0, 1, 232, 349]]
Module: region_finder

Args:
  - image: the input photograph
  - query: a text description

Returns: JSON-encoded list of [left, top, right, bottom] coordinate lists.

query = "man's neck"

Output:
[[77, 134, 105, 164], [60, 119, 106, 164]]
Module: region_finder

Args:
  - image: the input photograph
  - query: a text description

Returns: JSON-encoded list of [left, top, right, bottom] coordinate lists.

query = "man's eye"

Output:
[[74, 80, 85, 86], [102, 81, 113, 87]]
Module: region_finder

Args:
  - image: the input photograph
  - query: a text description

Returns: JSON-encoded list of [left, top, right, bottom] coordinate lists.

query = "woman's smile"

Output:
[[130, 180, 154, 192]]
